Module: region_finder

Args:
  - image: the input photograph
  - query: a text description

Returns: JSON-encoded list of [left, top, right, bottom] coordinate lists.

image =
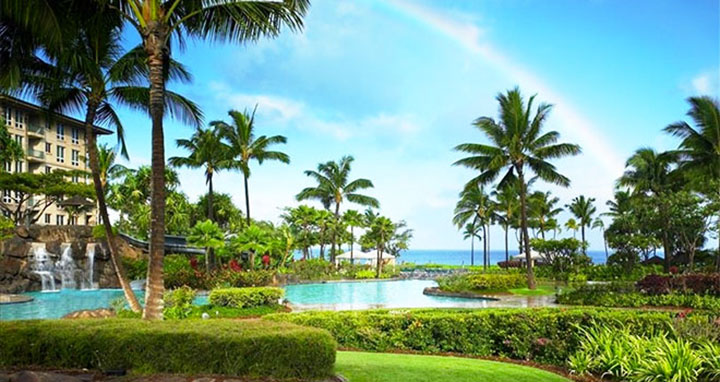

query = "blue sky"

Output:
[[102, 0, 720, 250]]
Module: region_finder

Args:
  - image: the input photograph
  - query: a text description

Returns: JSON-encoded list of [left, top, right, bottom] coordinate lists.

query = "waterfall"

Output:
[[84, 243, 98, 290], [28, 243, 58, 292], [56, 243, 77, 289]]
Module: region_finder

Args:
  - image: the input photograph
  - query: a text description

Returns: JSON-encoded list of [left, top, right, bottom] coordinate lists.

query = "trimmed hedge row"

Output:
[[557, 283, 720, 311], [209, 287, 284, 308], [437, 273, 526, 293], [265, 308, 682, 365], [0, 319, 335, 378]]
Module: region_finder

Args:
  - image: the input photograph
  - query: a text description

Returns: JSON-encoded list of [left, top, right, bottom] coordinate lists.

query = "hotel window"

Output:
[[71, 127, 79, 144], [3, 161, 11, 172], [45, 166, 51, 174], [69, 216, 76, 225], [45, 142, 51, 153], [56, 146, 65, 163], [15, 160, 23, 173], [3, 107, 11, 125], [44, 214, 51, 224], [14, 135, 23, 147], [72, 174, 79, 183], [85, 215, 92, 225], [1, 191, 10, 204], [56, 215, 65, 225], [56, 124, 65, 140], [71, 149, 79, 166], [14, 110, 24, 129]]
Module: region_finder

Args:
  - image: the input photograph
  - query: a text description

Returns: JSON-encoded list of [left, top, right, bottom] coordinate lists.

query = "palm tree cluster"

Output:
[[1, 0, 309, 319]]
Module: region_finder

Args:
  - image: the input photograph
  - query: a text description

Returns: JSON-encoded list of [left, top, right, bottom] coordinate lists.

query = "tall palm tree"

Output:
[[108, 0, 309, 320], [214, 107, 289, 225], [343, 209, 364, 264], [453, 184, 493, 268], [492, 183, 519, 262], [454, 88, 581, 288], [169, 126, 231, 270], [462, 222, 481, 267], [97, 144, 129, 190], [592, 218, 608, 260], [566, 195, 596, 254], [665, 96, 720, 270], [565, 218, 579, 238], [368, 216, 394, 278], [297, 156, 380, 262], [528, 191, 563, 240], [618, 148, 678, 271]]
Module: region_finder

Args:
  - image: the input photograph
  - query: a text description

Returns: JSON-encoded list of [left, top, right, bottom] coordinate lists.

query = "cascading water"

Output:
[[28, 243, 58, 292], [56, 243, 77, 289], [84, 243, 98, 290]]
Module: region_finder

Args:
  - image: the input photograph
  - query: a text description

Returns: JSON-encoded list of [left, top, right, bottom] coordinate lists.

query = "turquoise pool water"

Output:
[[0, 280, 492, 320]]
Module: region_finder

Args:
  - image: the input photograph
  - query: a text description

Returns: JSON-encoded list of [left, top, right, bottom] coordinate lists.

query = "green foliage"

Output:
[[557, 283, 720, 311], [531, 238, 590, 281], [0, 120, 23, 166], [0, 319, 335, 379], [437, 272, 526, 292], [92, 224, 119, 240], [163, 286, 196, 319], [209, 287, 284, 308], [0, 216, 14, 241], [191, 193, 244, 230], [265, 308, 681, 366], [121, 256, 148, 281], [213, 269, 275, 288], [187, 219, 225, 250]]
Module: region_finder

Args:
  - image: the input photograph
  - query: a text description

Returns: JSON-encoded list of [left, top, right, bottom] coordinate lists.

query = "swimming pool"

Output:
[[0, 280, 495, 320]]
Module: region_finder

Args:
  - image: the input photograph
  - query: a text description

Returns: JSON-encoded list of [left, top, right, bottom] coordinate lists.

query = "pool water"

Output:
[[0, 280, 493, 320]]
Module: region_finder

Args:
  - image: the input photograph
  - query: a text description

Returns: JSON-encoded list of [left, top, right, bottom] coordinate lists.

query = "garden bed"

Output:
[[422, 286, 500, 300]]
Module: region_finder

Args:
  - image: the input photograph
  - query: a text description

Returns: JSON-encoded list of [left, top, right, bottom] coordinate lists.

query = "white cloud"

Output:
[[690, 70, 719, 95]]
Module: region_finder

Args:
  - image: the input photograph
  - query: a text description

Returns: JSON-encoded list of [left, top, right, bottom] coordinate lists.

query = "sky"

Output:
[[100, 0, 720, 251]]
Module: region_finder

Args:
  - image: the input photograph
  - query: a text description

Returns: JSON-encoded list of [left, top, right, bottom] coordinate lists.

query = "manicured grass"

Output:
[[334, 351, 569, 382], [509, 284, 557, 296]]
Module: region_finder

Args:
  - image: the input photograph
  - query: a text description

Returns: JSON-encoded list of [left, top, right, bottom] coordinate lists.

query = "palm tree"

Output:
[[565, 218, 579, 238], [214, 107, 289, 225], [282, 205, 318, 259], [187, 219, 224, 272], [665, 96, 720, 270], [454, 88, 581, 288], [592, 218, 608, 260], [97, 144, 129, 190], [343, 209, 364, 264], [453, 184, 493, 268], [297, 156, 380, 262], [108, 0, 309, 320], [492, 183, 519, 262], [169, 126, 231, 270], [528, 191, 563, 240], [618, 148, 678, 271], [367, 216, 395, 278], [566, 195, 596, 254], [462, 223, 482, 266]]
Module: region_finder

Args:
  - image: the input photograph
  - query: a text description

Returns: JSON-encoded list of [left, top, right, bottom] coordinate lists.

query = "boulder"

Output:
[[2, 237, 28, 259]]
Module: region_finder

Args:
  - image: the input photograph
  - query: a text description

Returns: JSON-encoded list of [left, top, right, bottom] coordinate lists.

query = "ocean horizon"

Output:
[[398, 249, 610, 266]]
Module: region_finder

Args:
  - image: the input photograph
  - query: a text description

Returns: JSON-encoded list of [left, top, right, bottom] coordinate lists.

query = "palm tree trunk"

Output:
[[143, 29, 169, 320], [581, 225, 586, 255], [470, 233, 474, 266], [504, 224, 509, 263], [481, 225, 487, 270], [84, 103, 141, 313], [331, 202, 339, 264], [350, 226, 355, 265], [518, 169, 536, 289], [486, 222, 491, 268], [603, 230, 608, 261], [243, 173, 251, 225], [207, 174, 215, 271]]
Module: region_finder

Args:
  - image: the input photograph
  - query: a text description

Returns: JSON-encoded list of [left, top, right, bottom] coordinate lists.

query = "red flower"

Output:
[[669, 266, 679, 274], [189, 257, 198, 270], [229, 259, 242, 272], [262, 254, 271, 265]]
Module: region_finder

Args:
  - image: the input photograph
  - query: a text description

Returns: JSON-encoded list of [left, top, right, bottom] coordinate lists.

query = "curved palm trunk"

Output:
[[84, 104, 141, 313], [207, 174, 215, 271], [331, 202, 340, 264], [602, 229, 608, 261], [243, 172, 251, 225], [518, 169, 536, 289], [142, 28, 169, 320]]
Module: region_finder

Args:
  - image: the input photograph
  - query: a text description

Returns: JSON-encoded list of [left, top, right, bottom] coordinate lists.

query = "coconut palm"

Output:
[[107, 0, 309, 320], [618, 148, 678, 271], [566, 195, 596, 254], [491, 183, 520, 262], [565, 218, 579, 238], [528, 191, 563, 240], [462, 223, 482, 267], [343, 209, 364, 264], [366, 216, 395, 278], [213, 107, 289, 225], [169, 126, 231, 269], [453, 184, 493, 268], [297, 156, 380, 262], [97, 144, 129, 190], [592, 218, 608, 260], [187, 219, 224, 272], [454, 88, 581, 288], [665, 96, 720, 270]]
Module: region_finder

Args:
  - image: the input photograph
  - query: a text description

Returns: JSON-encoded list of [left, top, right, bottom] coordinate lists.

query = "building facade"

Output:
[[1, 95, 112, 226]]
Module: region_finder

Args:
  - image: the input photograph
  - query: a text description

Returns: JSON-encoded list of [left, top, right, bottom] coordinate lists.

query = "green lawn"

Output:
[[334, 351, 570, 382], [509, 284, 558, 296]]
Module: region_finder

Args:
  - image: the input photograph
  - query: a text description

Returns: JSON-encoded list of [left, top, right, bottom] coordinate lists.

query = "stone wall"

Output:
[[0, 225, 133, 293]]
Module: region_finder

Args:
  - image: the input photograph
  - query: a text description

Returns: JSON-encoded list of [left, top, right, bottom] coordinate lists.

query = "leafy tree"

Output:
[[282, 205, 320, 259], [664, 191, 713, 271], [187, 219, 224, 272], [107, 0, 309, 320], [297, 156, 379, 262], [0, 118, 23, 168], [454, 88, 580, 288], [665, 96, 720, 270], [530, 238, 589, 281], [214, 107, 289, 225], [192, 193, 243, 231], [453, 184, 493, 268], [566, 195, 596, 254], [343, 209, 364, 264]]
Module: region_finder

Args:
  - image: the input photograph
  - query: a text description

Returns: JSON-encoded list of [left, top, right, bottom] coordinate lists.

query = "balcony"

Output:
[[26, 148, 45, 162], [27, 123, 45, 138]]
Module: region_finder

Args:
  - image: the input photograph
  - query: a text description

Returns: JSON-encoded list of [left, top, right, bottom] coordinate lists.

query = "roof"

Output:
[[336, 250, 395, 259], [0, 94, 113, 135], [512, 250, 544, 260], [59, 195, 95, 207]]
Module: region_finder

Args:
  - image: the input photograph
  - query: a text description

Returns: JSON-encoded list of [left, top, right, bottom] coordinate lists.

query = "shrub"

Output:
[[286, 258, 338, 281], [209, 287, 284, 308], [437, 272, 526, 292], [636, 274, 672, 295], [265, 308, 681, 366], [163, 286, 197, 319], [121, 257, 148, 281], [557, 283, 720, 311], [213, 269, 275, 288], [0, 319, 335, 378], [498, 260, 522, 269], [353, 269, 377, 279]]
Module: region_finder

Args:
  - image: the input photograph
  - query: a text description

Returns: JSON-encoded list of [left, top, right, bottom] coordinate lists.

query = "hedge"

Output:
[[0, 319, 335, 379], [437, 272, 526, 293], [557, 283, 720, 311], [265, 308, 685, 366], [209, 287, 284, 308]]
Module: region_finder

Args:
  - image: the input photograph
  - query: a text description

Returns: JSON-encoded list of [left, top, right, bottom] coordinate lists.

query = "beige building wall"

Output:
[[1, 95, 112, 226]]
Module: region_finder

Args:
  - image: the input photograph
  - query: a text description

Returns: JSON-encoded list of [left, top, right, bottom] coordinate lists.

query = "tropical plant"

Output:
[[665, 96, 720, 271], [462, 222, 482, 266], [187, 219, 225, 272], [231, 224, 273, 270], [214, 107, 289, 225], [492, 182, 520, 262], [528, 191, 563, 240], [282, 205, 319, 259], [107, 0, 309, 320], [297, 156, 379, 262], [566, 195, 596, 254], [453, 184, 493, 268], [0, 119, 23, 168], [361, 216, 395, 278], [565, 218, 579, 238], [453, 87, 581, 288], [343, 209, 364, 264], [192, 192, 243, 231], [592, 218, 608, 260]]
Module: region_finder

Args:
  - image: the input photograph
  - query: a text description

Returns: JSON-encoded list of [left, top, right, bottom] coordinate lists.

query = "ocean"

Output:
[[398, 249, 610, 266]]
